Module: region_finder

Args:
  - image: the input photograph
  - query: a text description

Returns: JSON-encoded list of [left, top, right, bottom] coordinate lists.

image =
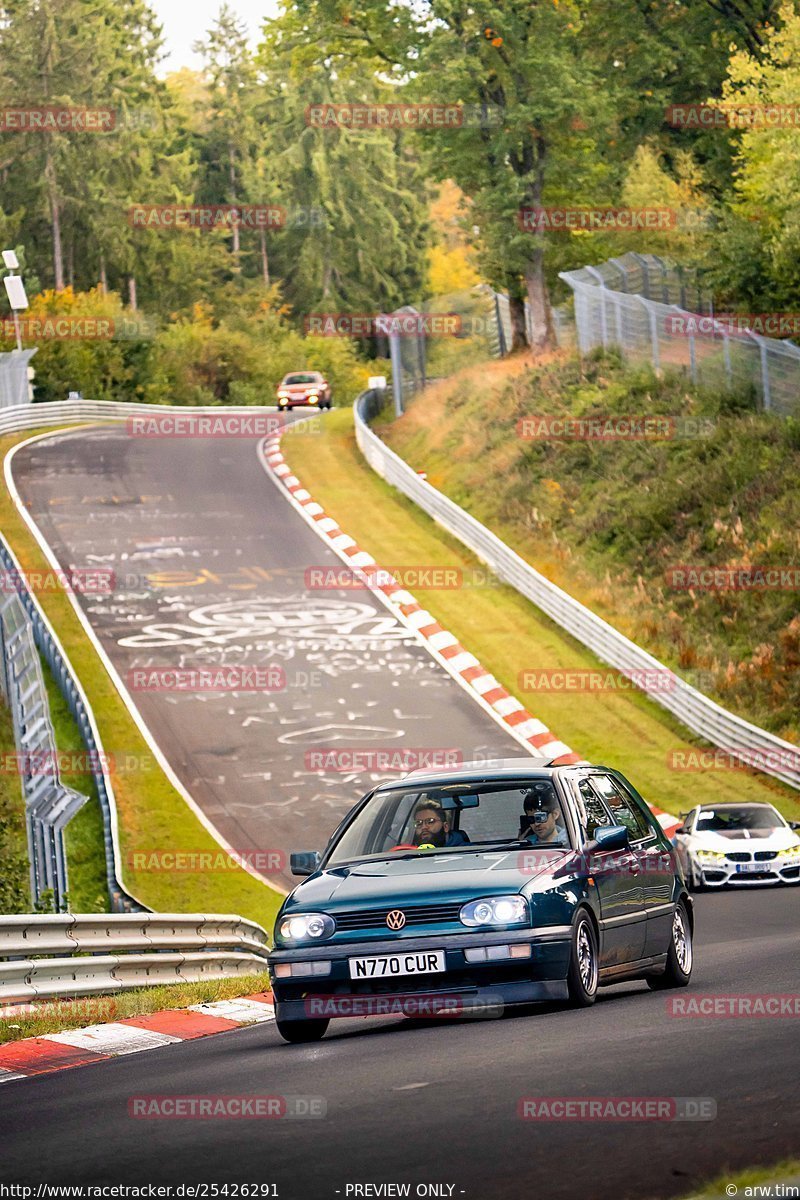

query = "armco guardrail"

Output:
[[0, 533, 145, 914], [0, 590, 88, 910], [0, 913, 270, 1002], [354, 390, 800, 792], [0, 396, 278, 437], [0, 399, 276, 914]]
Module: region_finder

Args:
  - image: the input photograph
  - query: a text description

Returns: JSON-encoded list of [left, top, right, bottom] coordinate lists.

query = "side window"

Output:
[[590, 774, 651, 841], [578, 780, 613, 839]]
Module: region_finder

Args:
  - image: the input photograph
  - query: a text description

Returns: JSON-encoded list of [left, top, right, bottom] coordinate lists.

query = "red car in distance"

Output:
[[276, 371, 333, 411]]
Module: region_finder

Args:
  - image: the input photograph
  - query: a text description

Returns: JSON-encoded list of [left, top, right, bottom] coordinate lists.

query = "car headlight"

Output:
[[278, 912, 335, 942], [307, 393, 319, 402], [278, 393, 289, 401], [460, 895, 528, 927], [697, 850, 727, 863], [778, 841, 800, 862]]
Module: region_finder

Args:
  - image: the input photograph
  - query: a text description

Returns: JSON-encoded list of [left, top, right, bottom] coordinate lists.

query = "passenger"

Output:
[[412, 800, 470, 848], [518, 786, 567, 846]]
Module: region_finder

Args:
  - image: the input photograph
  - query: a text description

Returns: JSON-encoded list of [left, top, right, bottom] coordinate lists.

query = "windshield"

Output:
[[284, 374, 318, 384], [695, 806, 785, 833], [326, 780, 573, 865]]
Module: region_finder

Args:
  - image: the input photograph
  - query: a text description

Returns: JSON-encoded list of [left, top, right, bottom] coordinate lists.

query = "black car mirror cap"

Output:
[[674, 825, 687, 835], [789, 820, 800, 831], [290, 851, 322, 877], [585, 824, 630, 854]]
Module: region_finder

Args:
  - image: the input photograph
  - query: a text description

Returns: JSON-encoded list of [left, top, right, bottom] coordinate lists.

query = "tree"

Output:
[[255, 21, 429, 320], [0, 0, 167, 292]]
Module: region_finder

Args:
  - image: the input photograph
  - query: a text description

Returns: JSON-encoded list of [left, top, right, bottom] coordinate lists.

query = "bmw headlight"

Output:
[[697, 850, 727, 863], [278, 912, 335, 942], [460, 895, 528, 927], [778, 841, 800, 863]]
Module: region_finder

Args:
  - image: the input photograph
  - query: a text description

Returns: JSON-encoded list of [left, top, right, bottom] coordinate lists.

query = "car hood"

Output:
[[689, 828, 799, 851], [288, 848, 564, 910]]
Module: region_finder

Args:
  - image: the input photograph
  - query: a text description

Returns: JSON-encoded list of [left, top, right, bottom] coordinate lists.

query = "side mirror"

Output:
[[290, 850, 321, 877], [674, 825, 687, 836], [586, 824, 630, 854], [789, 821, 800, 831]]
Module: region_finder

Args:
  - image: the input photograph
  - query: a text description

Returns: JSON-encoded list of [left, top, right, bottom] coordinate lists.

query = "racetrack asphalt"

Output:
[[9, 419, 524, 888], [0, 886, 798, 1196]]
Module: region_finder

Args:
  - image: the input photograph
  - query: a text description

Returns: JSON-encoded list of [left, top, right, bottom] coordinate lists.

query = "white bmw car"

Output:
[[673, 803, 800, 889]]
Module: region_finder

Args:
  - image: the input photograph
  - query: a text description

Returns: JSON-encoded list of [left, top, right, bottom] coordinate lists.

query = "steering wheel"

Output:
[[391, 843, 417, 851]]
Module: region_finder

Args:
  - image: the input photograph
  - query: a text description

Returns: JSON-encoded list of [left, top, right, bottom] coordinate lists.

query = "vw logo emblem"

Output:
[[386, 909, 406, 930]]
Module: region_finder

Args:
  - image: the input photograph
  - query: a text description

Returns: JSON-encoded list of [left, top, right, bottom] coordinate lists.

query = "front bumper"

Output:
[[277, 394, 320, 407], [268, 926, 572, 1020], [696, 859, 800, 887]]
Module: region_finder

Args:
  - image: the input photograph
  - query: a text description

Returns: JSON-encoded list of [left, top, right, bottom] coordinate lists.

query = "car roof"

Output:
[[380, 757, 590, 790], [695, 802, 777, 811]]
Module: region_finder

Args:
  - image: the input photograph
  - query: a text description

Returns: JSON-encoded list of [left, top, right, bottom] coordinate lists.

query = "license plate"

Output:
[[348, 950, 446, 980], [734, 862, 765, 873]]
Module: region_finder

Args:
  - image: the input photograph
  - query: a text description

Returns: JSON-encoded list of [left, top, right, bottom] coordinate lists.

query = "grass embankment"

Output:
[[378, 350, 800, 745], [675, 1160, 800, 1200], [280, 411, 799, 822], [1, 427, 283, 930], [0, 697, 29, 912], [0, 972, 270, 1043]]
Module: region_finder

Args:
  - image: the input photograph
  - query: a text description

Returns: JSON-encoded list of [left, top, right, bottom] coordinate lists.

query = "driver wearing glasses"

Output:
[[412, 800, 470, 848], [519, 784, 567, 846]]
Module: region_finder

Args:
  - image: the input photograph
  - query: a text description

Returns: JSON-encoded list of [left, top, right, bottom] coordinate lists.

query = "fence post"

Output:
[[494, 293, 507, 357], [389, 329, 404, 417], [759, 338, 772, 412], [641, 297, 660, 370], [722, 332, 732, 389]]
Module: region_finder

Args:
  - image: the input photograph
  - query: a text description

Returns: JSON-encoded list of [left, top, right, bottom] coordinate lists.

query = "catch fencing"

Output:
[[0, 913, 270, 1002], [354, 390, 800, 793], [560, 252, 800, 417]]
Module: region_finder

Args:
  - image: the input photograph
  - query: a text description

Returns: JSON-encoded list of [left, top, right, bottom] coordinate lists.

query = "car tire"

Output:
[[275, 1017, 329, 1044], [647, 898, 693, 990], [566, 909, 599, 1007]]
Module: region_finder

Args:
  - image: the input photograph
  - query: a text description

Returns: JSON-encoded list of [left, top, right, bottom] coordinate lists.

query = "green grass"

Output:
[[674, 1159, 800, 1200], [1, 426, 284, 929], [0, 972, 270, 1042], [0, 697, 29, 913], [380, 349, 800, 744], [280, 410, 800, 823]]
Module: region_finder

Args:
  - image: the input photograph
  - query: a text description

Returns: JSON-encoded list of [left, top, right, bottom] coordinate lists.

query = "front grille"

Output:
[[725, 852, 751, 863], [754, 851, 778, 861], [334, 903, 464, 931]]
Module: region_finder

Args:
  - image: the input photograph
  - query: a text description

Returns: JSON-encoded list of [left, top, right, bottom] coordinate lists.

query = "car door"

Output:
[[578, 777, 646, 967], [598, 772, 677, 958]]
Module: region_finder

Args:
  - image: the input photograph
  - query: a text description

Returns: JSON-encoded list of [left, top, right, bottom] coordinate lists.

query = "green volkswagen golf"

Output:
[[268, 758, 694, 1042]]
